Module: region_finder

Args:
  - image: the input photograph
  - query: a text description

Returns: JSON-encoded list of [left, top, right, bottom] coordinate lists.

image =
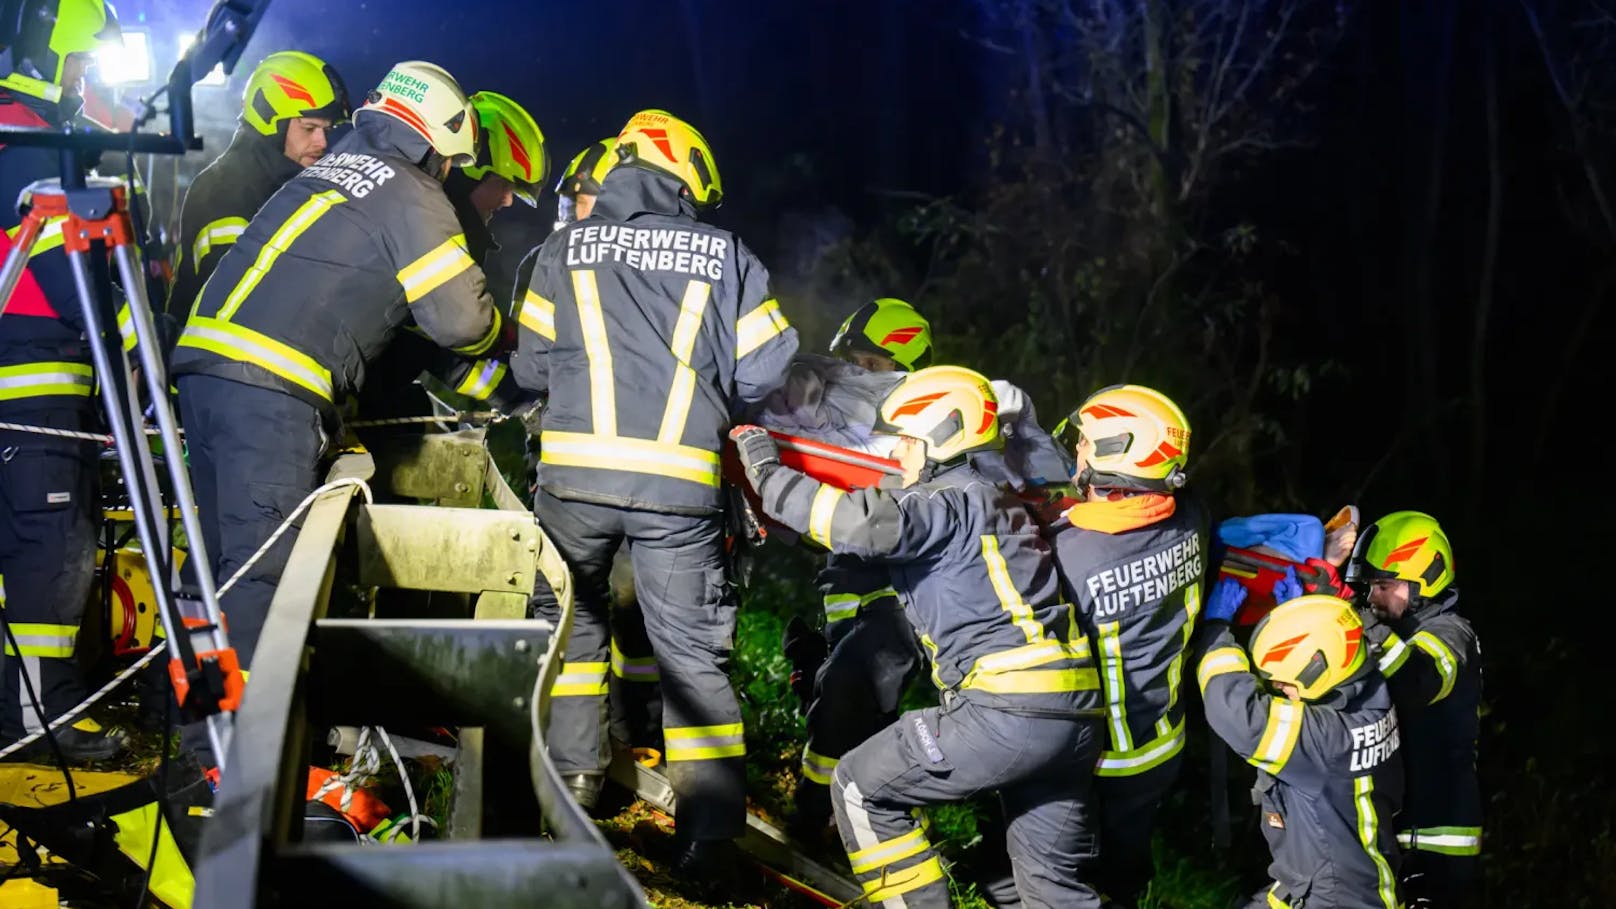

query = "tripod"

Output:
[[0, 170, 240, 765]]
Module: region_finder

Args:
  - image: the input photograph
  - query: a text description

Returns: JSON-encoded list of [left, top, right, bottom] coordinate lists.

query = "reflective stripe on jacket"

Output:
[[1050, 492, 1210, 776], [750, 459, 1102, 717], [512, 167, 797, 514], [171, 116, 502, 414], [165, 125, 303, 323], [1363, 588, 1483, 856], [1198, 622, 1404, 909]]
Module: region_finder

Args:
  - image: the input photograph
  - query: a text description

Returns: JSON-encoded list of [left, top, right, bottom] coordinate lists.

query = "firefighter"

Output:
[[1346, 511, 1482, 908], [731, 366, 1107, 909], [164, 51, 350, 324], [1042, 384, 1210, 908], [171, 61, 507, 676], [0, 0, 128, 762], [361, 90, 548, 421], [1198, 581, 1404, 909], [787, 297, 933, 842], [553, 136, 615, 228], [510, 109, 797, 876]]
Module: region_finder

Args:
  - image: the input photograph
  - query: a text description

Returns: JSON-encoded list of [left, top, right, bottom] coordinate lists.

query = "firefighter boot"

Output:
[[563, 772, 604, 813]]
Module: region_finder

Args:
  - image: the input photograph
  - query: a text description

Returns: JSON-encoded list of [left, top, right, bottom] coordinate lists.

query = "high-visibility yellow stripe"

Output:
[[453, 359, 507, 400], [735, 297, 788, 358], [1354, 776, 1400, 908], [176, 315, 334, 401], [1376, 631, 1411, 675], [217, 191, 344, 321], [518, 288, 556, 340], [117, 302, 138, 352], [552, 661, 609, 697], [0, 361, 93, 400], [3, 622, 77, 657], [539, 430, 721, 488], [192, 216, 248, 265], [980, 536, 1044, 642], [1197, 646, 1249, 690], [1097, 717, 1185, 776], [658, 280, 713, 444], [800, 747, 838, 785], [450, 307, 502, 356], [664, 722, 745, 761], [1096, 621, 1130, 750], [1412, 630, 1458, 703], [862, 855, 944, 903], [823, 587, 898, 624], [1250, 699, 1302, 774], [609, 638, 660, 681], [1165, 580, 1200, 713], [807, 485, 842, 547], [970, 638, 1090, 675], [397, 233, 476, 303], [1266, 885, 1291, 909], [6, 216, 65, 256], [1397, 825, 1483, 856], [849, 827, 929, 875], [571, 270, 616, 434]]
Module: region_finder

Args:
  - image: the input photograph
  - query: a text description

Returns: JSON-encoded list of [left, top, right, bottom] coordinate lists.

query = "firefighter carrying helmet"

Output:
[[875, 365, 1002, 465], [356, 60, 477, 167], [829, 298, 934, 372], [615, 109, 722, 210], [1056, 384, 1190, 493], [242, 51, 350, 139], [0, 0, 121, 102], [1249, 594, 1367, 701], [1344, 510, 1454, 600], [462, 91, 547, 206]]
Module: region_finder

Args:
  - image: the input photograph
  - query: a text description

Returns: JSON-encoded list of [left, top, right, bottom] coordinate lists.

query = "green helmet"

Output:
[[1345, 510, 1455, 599], [0, 0, 121, 102], [242, 50, 350, 138], [828, 298, 934, 371], [554, 137, 616, 225], [463, 91, 547, 207]]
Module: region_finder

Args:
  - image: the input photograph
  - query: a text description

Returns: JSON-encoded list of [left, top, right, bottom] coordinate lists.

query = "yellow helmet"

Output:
[[463, 91, 547, 206], [356, 60, 478, 167], [615, 109, 722, 210], [875, 365, 1002, 464], [0, 0, 121, 101], [829, 298, 934, 371], [241, 51, 350, 138], [1056, 384, 1190, 492], [1345, 510, 1454, 599], [1249, 594, 1367, 701], [554, 137, 616, 225]]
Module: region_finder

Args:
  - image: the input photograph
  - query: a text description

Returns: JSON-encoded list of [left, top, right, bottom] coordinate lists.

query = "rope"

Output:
[[0, 476, 374, 762], [0, 421, 179, 445], [346, 411, 504, 428]]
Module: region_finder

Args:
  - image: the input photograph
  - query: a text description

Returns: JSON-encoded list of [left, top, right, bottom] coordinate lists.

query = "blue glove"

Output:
[[1273, 566, 1304, 605], [1204, 577, 1248, 624]]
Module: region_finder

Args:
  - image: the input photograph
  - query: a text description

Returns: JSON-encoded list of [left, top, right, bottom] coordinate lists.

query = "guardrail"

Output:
[[193, 433, 648, 908]]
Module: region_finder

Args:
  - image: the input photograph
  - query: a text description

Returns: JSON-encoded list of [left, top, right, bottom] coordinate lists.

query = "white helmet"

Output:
[[356, 60, 478, 167]]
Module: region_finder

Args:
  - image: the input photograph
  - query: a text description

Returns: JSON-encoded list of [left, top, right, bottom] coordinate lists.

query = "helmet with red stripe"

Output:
[[356, 60, 476, 167]]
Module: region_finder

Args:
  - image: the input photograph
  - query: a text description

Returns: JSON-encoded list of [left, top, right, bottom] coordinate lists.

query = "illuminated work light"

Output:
[[96, 29, 151, 85]]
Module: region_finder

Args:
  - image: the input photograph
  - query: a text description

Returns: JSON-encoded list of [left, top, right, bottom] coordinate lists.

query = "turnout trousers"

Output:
[[0, 401, 98, 741], [177, 376, 326, 669], [532, 489, 743, 842], [797, 600, 923, 816], [831, 695, 1104, 909]]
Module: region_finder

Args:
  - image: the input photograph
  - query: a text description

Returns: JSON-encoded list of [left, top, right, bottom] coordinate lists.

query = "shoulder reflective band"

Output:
[[218, 191, 346, 321]]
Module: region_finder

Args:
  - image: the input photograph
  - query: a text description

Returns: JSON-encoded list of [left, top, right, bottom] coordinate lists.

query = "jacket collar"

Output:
[[223, 123, 303, 184], [591, 166, 696, 221], [347, 112, 438, 176]]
